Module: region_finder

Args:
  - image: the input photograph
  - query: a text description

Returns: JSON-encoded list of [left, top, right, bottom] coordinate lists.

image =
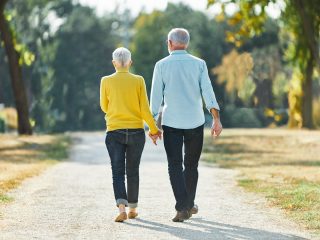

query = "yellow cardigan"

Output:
[[100, 69, 158, 134]]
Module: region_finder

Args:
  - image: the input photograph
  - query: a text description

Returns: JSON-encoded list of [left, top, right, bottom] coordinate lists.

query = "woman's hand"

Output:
[[149, 130, 162, 145]]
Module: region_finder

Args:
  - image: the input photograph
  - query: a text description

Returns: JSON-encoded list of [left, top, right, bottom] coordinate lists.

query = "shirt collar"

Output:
[[170, 50, 188, 55]]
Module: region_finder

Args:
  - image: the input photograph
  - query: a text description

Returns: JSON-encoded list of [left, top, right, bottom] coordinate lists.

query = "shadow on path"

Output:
[[124, 217, 307, 240]]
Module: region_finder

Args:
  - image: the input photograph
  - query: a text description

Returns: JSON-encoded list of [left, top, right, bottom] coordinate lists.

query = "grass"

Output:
[[0, 134, 71, 204], [202, 128, 320, 235]]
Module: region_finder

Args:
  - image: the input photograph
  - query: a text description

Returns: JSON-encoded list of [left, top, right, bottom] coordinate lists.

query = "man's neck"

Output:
[[171, 47, 186, 51]]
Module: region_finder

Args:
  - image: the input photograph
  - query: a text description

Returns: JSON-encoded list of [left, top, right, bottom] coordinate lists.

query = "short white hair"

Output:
[[168, 28, 190, 46], [112, 47, 131, 67]]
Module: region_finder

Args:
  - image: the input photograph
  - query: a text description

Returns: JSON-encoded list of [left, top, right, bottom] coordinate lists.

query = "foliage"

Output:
[[287, 69, 303, 128], [0, 114, 4, 133], [313, 98, 320, 128], [208, 0, 272, 47], [0, 107, 17, 129], [208, 0, 320, 128], [1, 2, 119, 132], [221, 105, 262, 128], [272, 72, 289, 107], [237, 77, 256, 106], [49, 5, 118, 131], [213, 49, 253, 93], [132, 3, 231, 97], [1, 1, 299, 131], [212, 18, 282, 112]]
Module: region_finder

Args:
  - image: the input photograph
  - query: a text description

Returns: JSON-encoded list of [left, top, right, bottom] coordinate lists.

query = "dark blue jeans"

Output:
[[163, 125, 204, 211], [105, 128, 145, 208]]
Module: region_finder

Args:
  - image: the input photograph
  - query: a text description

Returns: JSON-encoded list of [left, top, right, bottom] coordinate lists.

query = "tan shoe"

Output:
[[115, 212, 127, 222], [190, 204, 198, 215], [128, 212, 138, 219]]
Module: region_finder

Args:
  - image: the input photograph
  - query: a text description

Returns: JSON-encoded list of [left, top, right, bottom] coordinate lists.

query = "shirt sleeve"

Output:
[[150, 62, 164, 120], [139, 77, 159, 134], [100, 78, 108, 113], [200, 60, 220, 112]]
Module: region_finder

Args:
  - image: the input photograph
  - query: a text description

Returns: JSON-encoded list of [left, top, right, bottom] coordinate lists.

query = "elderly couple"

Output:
[[100, 28, 222, 223]]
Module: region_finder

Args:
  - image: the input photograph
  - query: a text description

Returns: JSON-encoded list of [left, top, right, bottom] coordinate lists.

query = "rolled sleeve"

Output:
[[200, 61, 220, 112]]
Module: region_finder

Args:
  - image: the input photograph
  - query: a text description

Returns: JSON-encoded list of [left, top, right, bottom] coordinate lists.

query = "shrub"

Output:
[[0, 117, 5, 133], [221, 105, 262, 128], [313, 98, 320, 128]]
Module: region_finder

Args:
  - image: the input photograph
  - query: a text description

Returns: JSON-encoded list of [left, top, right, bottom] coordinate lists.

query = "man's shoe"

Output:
[[190, 204, 198, 215], [115, 212, 127, 222], [128, 211, 138, 219], [172, 210, 191, 222]]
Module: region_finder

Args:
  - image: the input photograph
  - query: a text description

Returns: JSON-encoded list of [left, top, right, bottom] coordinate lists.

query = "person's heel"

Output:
[[115, 212, 127, 222], [128, 212, 138, 219]]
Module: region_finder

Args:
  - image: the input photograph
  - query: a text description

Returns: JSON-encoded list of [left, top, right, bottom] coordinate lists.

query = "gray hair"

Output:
[[112, 47, 131, 67], [168, 28, 190, 46]]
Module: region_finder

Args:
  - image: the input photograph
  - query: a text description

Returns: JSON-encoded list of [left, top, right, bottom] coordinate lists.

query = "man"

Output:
[[150, 28, 222, 222], [100, 47, 161, 222]]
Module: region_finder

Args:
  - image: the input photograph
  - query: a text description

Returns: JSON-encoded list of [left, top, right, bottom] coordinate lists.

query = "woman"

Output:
[[100, 47, 161, 222]]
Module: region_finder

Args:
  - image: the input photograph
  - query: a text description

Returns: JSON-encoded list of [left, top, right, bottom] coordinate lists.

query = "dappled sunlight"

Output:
[[0, 134, 70, 200], [203, 128, 320, 233], [203, 129, 320, 170]]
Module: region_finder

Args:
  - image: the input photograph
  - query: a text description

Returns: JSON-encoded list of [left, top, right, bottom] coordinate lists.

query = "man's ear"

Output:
[[112, 60, 116, 68]]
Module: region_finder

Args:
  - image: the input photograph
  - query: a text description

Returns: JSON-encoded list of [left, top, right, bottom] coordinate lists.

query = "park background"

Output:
[[0, 0, 319, 133], [0, 0, 320, 237]]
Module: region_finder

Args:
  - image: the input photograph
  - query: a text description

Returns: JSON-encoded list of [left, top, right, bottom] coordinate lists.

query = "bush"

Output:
[[0, 117, 5, 133], [3, 108, 17, 129], [221, 105, 263, 128], [313, 98, 320, 128]]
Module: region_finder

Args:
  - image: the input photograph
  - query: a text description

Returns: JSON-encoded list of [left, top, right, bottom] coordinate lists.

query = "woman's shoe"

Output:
[[128, 212, 138, 219], [115, 212, 128, 222]]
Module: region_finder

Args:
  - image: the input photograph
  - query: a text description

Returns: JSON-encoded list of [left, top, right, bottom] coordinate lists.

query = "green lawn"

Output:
[[0, 134, 70, 204], [202, 128, 320, 235]]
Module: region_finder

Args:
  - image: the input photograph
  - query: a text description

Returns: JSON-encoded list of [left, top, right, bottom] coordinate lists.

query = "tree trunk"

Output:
[[294, 0, 320, 68], [301, 55, 314, 129], [293, 0, 318, 128], [0, 1, 32, 134]]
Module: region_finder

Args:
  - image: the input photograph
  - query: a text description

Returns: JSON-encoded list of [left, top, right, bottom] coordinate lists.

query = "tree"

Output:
[[3, 0, 76, 132], [132, 3, 231, 98], [207, 0, 320, 128], [49, 5, 118, 131], [0, 0, 32, 134], [213, 49, 253, 105]]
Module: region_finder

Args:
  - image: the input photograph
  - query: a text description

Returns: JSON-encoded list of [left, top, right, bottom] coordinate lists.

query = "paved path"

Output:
[[0, 132, 316, 240]]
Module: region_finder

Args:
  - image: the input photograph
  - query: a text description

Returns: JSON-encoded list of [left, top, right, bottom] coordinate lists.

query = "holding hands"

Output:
[[149, 130, 162, 145]]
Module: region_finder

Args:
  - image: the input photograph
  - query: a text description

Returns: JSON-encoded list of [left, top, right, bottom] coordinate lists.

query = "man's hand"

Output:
[[149, 130, 162, 145], [210, 108, 222, 138], [211, 119, 222, 138]]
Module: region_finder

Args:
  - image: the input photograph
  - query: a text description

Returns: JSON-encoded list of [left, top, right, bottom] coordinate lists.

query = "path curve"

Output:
[[0, 132, 316, 240]]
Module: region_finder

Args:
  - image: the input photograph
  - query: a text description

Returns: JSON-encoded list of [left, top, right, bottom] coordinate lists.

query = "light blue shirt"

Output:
[[150, 50, 220, 129]]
